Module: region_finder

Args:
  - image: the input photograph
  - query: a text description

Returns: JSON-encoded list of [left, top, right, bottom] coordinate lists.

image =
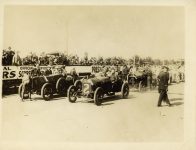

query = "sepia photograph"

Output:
[[0, 0, 195, 150]]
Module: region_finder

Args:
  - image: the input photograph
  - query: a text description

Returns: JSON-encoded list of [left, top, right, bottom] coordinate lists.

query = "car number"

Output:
[[83, 83, 90, 94]]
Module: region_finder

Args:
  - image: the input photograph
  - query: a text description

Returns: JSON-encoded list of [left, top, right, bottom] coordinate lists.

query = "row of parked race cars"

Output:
[[18, 68, 185, 106], [18, 73, 130, 106]]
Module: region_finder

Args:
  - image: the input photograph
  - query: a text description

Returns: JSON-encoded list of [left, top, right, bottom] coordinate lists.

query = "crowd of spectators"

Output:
[[2, 47, 16, 66], [2, 47, 184, 69], [2, 47, 185, 91], [2, 47, 129, 66]]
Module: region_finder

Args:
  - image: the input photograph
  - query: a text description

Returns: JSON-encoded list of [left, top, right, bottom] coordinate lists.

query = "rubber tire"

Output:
[[121, 82, 129, 98], [41, 83, 53, 101], [126, 74, 130, 81], [74, 80, 82, 91], [67, 85, 77, 103], [138, 81, 142, 92], [18, 83, 23, 98], [56, 77, 66, 95], [94, 87, 103, 106]]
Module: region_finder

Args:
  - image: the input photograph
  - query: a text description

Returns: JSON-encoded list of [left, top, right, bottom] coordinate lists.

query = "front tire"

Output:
[[56, 77, 66, 96], [18, 83, 23, 98], [74, 80, 82, 92], [94, 87, 104, 106], [41, 83, 53, 101], [121, 82, 129, 98], [67, 85, 77, 103]]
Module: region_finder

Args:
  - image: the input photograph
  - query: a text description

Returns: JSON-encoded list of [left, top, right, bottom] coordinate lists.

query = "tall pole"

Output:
[[66, 21, 69, 56], [134, 56, 135, 67]]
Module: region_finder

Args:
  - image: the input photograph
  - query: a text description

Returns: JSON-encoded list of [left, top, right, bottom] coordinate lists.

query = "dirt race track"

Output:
[[0, 83, 184, 142]]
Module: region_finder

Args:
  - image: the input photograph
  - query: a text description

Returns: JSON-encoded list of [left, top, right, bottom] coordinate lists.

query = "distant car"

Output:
[[128, 70, 157, 90], [67, 76, 129, 106], [128, 71, 148, 91], [18, 74, 80, 101]]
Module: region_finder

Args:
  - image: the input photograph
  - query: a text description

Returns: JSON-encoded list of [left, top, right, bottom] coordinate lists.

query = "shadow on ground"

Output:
[[171, 101, 184, 106], [74, 94, 136, 106], [15, 94, 67, 102], [170, 98, 183, 101]]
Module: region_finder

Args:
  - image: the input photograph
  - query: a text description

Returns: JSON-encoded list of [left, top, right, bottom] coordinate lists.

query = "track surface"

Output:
[[1, 83, 184, 142]]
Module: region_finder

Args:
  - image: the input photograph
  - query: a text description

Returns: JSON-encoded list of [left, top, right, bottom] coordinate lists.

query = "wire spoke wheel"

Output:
[[94, 87, 104, 106], [74, 80, 82, 92], [41, 83, 53, 101], [56, 77, 66, 96], [68, 85, 77, 103], [44, 88, 52, 98], [19, 83, 30, 100], [121, 82, 129, 98]]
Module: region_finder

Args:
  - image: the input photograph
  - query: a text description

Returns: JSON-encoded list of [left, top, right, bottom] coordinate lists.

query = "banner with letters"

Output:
[[2, 65, 122, 80], [3, 65, 93, 80], [3, 66, 33, 80]]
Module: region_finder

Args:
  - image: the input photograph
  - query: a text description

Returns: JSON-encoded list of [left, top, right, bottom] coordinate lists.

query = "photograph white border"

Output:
[[0, 0, 195, 150]]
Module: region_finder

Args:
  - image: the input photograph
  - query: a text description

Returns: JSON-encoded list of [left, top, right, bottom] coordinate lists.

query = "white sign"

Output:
[[2, 65, 93, 80]]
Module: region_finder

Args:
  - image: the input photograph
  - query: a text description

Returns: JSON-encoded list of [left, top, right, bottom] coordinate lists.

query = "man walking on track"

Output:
[[157, 66, 172, 107]]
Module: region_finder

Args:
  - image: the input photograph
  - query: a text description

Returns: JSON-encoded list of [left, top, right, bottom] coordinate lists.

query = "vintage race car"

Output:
[[128, 70, 158, 90], [67, 76, 129, 106], [128, 71, 148, 90], [18, 74, 80, 101]]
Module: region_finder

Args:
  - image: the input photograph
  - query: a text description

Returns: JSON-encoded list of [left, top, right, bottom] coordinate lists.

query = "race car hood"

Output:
[[83, 77, 111, 85]]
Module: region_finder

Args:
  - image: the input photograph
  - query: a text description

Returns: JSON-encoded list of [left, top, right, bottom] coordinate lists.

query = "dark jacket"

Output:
[[157, 71, 169, 90]]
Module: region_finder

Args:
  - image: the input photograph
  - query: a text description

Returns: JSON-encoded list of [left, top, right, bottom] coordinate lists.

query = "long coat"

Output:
[[157, 71, 169, 90]]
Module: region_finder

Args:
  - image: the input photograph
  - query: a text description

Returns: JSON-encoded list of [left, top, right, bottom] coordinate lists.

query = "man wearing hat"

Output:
[[107, 68, 118, 82], [121, 64, 129, 81], [36, 63, 42, 76], [157, 65, 172, 107], [70, 67, 78, 81]]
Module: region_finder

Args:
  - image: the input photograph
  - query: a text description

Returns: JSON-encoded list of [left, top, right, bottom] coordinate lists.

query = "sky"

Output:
[[3, 5, 185, 59]]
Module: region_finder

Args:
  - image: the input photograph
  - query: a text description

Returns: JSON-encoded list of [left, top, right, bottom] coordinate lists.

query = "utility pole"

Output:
[[66, 21, 69, 56], [133, 56, 135, 67]]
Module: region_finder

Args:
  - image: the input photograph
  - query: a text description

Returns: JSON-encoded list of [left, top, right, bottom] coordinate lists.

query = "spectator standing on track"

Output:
[[21, 72, 31, 101], [121, 64, 129, 81], [157, 66, 172, 107], [145, 65, 152, 89]]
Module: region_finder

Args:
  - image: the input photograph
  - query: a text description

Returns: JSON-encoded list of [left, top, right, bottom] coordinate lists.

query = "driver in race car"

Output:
[[62, 66, 67, 76], [101, 66, 109, 77], [107, 68, 118, 82], [70, 67, 78, 82]]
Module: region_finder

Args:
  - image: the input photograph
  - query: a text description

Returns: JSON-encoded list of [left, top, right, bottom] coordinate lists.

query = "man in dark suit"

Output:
[[121, 64, 129, 81], [157, 66, 172, 107], [70, 67, 78, 82]]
